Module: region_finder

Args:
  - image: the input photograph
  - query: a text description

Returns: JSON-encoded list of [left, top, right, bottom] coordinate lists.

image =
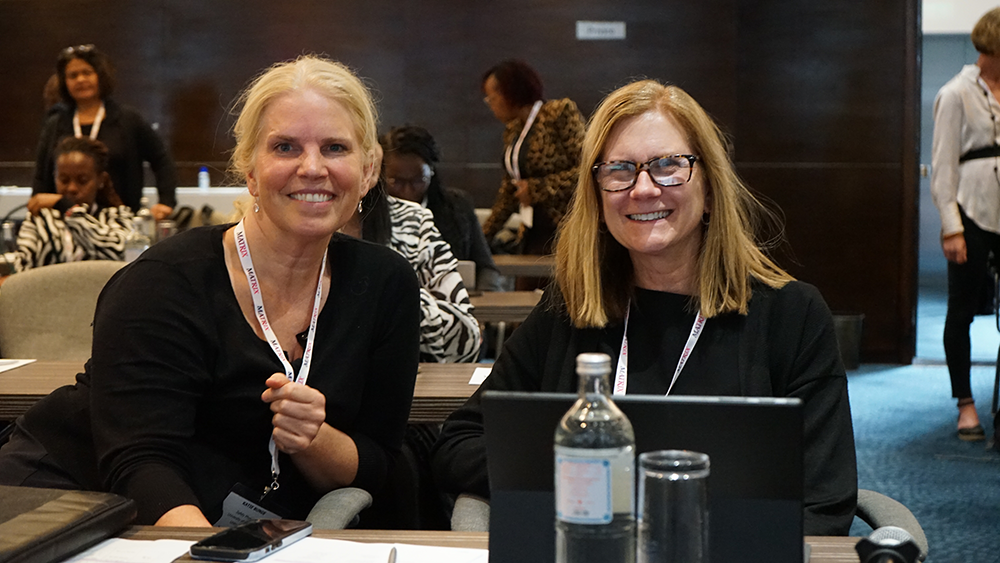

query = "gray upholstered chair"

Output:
[[0, 260, 125, 360], [305, 487, 373, 529], [856, 489, 928, 561]]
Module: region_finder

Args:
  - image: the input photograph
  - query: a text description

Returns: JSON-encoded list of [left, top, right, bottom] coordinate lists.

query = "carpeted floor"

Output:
[[846, 285, 1000, 562]]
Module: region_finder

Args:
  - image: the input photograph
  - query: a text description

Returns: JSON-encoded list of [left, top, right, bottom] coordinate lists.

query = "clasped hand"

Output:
[[261, 373, 326, 454]]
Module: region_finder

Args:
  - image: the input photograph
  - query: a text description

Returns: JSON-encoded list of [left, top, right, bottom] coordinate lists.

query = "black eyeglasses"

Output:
[[386, 175, 432, 191], [592, 154, 699, 192], [59, 44, 95, 60]]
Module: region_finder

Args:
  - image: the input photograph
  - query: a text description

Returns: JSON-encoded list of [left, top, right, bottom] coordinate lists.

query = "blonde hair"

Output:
[[973, 8, 1000, 56], [555, 79, 792, 328], [229, 55, 378, 183]]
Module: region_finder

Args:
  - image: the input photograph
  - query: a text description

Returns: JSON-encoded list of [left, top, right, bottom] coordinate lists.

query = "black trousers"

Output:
[[944, 209, 1000, 399]]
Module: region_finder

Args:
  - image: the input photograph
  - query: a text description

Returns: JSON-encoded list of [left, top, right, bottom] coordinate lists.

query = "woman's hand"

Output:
[[261, 373, 326, 454], [27, 194, 63, 215], [155, 504, 212, 527], [150, 203, 173, 221], [513, 179, 532, 206], [942, 232, 967, 264]]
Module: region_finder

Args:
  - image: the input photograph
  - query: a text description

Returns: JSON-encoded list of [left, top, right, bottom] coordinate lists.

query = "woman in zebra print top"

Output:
[[1, 137, 133, 277], [351, 185, 482, 363]]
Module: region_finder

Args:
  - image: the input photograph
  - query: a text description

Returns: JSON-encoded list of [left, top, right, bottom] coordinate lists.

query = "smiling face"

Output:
[[64, 58, 100, 104], [55, 151, 105, 207], [599, 109, 708, 289], [247, 87, 374, 242]]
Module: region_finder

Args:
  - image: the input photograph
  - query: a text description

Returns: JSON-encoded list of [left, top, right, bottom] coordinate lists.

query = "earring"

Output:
[[701, 213, 710, 226], [358, 200, 363, 214], [253, 198, 259, 213]]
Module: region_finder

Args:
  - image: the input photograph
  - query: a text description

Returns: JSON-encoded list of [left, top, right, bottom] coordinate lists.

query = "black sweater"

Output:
[[23, 225, 420, 524], [432, 281, 858, 536], [32, 98, 177, 210]]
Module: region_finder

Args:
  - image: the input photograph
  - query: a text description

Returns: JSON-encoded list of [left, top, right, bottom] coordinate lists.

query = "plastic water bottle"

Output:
[[135, 196, 155, 240], [123, 216, 150, 262], [555, 353, 636, 563], [198, 166, 211, 190]]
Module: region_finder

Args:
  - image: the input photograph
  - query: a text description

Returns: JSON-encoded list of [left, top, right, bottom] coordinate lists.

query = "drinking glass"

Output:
[[637, 450, 710, 563]]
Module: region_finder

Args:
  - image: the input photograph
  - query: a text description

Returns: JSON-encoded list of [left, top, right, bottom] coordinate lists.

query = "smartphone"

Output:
[[189, 519, 313, 561]]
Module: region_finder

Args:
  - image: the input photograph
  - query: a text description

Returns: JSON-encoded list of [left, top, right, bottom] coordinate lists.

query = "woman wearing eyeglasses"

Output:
[[433, 79, 858, 536], [479, 60, 584, 276], [381, 125, 503, 292], [31, 44, 177, 221]]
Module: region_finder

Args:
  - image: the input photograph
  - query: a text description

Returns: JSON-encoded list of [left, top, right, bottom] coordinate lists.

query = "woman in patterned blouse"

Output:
[[344, 183, 482, 363], [1, 137, 133, 279], [480, 60, 585, 264]]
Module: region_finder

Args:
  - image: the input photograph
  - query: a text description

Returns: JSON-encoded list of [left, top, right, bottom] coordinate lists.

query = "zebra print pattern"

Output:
[[2, 205, 133, 273], [387, 196, 481, 363]]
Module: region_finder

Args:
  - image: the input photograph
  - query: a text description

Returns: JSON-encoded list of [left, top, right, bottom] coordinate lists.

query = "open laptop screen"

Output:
[[482, 391, 804, 563]]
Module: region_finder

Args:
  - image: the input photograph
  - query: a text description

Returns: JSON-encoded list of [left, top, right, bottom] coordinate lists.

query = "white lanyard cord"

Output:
[[72, 103, 106, 140], [234, 219, 327, 497], [504, 100, 543, 181], [613, 299, 707, 396]]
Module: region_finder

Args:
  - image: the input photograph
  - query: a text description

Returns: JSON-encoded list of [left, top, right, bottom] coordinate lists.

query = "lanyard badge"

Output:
[[233, 219, 327, 501], [613, 299, 706, 396]]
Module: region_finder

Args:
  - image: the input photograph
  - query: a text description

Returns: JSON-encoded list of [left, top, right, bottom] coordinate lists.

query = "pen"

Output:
[[387, 546, 397, 563]]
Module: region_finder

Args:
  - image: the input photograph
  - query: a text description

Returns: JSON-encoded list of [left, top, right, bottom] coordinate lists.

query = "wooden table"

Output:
[[119, 526, 858, 562], [0, 361, 485, 423], [469, 291, 542, 323], [492, 254, 555, 278]]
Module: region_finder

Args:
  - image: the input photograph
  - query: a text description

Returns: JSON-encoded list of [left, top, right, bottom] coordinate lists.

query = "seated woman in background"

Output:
[[0, 55, 421, 527], [1, 137, 132, 276], [432, 79, 857, 535], [381, 125, 504, 292], [344, 179, 481, 363], [33, 44, 177, 219]]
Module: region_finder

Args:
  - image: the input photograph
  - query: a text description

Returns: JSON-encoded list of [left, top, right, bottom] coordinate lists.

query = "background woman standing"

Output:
[[32, 44, 177, 220], [479, 60, 584, 267]]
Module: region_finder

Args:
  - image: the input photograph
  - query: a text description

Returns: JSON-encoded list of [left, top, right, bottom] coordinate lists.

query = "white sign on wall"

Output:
[[576, 21, 627, 40]]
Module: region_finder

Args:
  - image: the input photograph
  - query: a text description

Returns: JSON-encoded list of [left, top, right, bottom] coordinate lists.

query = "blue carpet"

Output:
[[846, 284, 1000, 562], [847, 364, 999, 562]]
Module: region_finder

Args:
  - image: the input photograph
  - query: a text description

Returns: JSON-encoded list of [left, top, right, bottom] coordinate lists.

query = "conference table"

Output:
[[115, 526, 861, 562], [469, 291, 542, 323], [491, 254, 555, 278], [0, 361, 487, 424]]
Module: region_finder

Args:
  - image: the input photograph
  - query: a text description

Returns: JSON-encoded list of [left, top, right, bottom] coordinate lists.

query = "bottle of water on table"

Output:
[[555, 352, 636, 563]]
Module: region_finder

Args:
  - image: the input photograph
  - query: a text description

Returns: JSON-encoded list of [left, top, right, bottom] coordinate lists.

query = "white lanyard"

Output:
[[72, 103, 106, 140], [233, 219, 327, 497], [504, 100, 543, 181], [613, 299, 707, 396]]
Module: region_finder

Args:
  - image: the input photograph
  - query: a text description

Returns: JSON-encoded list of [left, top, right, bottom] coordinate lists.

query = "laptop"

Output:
[[482, 391, 805, 563]]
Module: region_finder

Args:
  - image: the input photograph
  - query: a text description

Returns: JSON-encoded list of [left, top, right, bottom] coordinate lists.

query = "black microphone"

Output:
[[855, 526, 923, 563]]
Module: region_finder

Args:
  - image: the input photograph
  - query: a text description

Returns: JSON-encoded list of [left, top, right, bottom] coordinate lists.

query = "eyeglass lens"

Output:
[[596, 156, 693, 191], [387, 177, 430, 190]]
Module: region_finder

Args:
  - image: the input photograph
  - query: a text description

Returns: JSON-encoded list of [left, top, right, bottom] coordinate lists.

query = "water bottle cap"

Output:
[[576, 353, 611, 375], [199, 166, 209, 173]]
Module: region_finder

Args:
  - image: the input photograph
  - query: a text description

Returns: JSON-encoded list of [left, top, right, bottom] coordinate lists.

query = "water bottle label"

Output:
[[555, 449, 615, 524]]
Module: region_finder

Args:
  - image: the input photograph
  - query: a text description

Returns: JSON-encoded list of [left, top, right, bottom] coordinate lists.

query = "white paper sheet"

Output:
[[469, 366, 492, 385], [0, 359, 35, 373], [61, 537, 488, 563], [61, 538, 194, 563]]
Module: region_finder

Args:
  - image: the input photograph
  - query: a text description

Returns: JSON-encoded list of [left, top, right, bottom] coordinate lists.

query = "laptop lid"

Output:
[[482, 391, 804, 563]]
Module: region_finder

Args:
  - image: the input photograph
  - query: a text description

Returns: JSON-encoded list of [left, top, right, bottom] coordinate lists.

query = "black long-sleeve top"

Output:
[[32, 98, 177, 210], [432, 281, 858, 536], [22, 224, 420, 524]]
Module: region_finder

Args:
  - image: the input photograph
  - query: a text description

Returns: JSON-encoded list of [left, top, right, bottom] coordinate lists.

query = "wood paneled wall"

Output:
[[0, 0, 919, 362]]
